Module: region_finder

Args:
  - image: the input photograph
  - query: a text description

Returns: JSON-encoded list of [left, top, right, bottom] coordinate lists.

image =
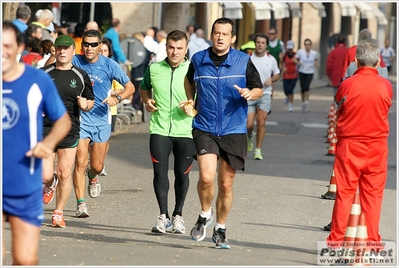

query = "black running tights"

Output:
[[149, 134, 195, 217]]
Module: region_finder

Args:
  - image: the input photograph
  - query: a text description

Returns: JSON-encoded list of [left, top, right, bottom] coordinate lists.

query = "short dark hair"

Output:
[[337, 35, 346, 44], [304, 38, 312, 45], [253, 33, 269, 45], [27, 37, 41, 53], [83, 29, 102, 43], [269, 27, 278, 34], [167, 30, 188, 44], [211, 17, 236, 36], [16, 5, 31, 20], [3, 20, 25, 45], [112, 19, 120, 28]]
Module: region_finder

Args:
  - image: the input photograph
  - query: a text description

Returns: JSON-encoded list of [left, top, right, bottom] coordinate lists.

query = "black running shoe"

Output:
[[212, 227, 230, 249]]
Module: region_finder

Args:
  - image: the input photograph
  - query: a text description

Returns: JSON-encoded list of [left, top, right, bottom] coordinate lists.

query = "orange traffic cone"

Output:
[[327, 103, 335, 119], [326, 123, 335, 143], [341, 192, 361, 260], [326, 133, 337, 156], [321, 168, 336, 200], [350, 212, 370, 266]]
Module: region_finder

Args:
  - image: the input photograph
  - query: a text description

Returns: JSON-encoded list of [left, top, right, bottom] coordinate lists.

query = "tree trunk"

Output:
[[2, 2, 20, 21]]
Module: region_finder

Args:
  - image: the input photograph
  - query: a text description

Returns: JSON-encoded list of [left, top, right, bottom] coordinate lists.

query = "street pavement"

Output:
[[2, 77, 397, 267]]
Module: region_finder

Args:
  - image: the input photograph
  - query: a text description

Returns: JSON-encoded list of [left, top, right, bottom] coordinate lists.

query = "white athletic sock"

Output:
[[200, 209, 212, 219], [215, 223, 226, 230]]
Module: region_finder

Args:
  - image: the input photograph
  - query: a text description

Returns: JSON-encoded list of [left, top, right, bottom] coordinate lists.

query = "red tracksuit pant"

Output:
[[327, 138, 388, 244]]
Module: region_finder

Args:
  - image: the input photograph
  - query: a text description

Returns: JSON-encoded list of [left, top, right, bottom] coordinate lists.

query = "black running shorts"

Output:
[[192, 128, 247, 171]]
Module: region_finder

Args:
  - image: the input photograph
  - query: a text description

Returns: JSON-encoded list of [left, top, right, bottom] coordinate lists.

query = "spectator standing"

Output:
[[239, 34, 256, 55], [183, 18, 263, 249], [32, 9, 54, 42], [380, 38, 396, 75], [326, 35, 348, 96], [104, 19, 131, 66], [36, 39, 54, 69], [85, 21, 100, 32], [25, 23, 43, 40], [2, 21, 71, 264], [72, 23, 85, 55], [40, 35, 94, 227], [140, 30, 195, 234], [143, 27, 159, 55], [295, 38, 318, 112], [341, 28, 386, 78], [154, 30, 167, 62], [267, 27, 285, 69], [186, 24, 195, 40], [281, 40, 298, 112], [188, 28, 210, 60], [58, 21, 70, 36], [12, 5, 31, 33], [131, 32, 152, 113], [246, 33, 280, 160], [327, 38, 393, 249], [21, 37, 43, 67]]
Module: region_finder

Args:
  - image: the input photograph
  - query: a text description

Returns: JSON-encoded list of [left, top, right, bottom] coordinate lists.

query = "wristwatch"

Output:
[[272, 77, 275, 83], [115, 95, 122, 103]]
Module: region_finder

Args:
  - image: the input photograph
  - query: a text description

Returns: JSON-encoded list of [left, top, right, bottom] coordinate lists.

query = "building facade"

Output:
[[11, 2, 396, 76]]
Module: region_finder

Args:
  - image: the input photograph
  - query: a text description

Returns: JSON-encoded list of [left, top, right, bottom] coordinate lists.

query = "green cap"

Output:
[[54, 35, 75, 47]]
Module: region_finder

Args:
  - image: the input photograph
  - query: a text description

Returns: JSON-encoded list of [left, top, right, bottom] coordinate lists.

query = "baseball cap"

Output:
[[60, 21, 70, 28], [54, 35, 75, 47], [286, 40, 295, 49]]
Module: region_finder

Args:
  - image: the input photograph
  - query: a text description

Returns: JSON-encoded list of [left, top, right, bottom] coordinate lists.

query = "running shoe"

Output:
[[75, 202, 90, 218], [302, 102, 307, 113], [151, 214, 173, 233], [247, 134, 253, 152], [43, 173, 59, 204], [172, 215, 186, 234], [212, 227, 230, 249], [254, 148, 263, 160], [52, 210, 66, 228], [100, 166, 107, 176], [190, 210, 214, 241], [87, 169, 101, 198], [305, 103, 311, 112]]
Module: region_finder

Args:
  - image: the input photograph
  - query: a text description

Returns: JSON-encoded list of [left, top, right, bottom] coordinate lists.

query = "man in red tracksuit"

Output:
[[327, 39, 392, 248]]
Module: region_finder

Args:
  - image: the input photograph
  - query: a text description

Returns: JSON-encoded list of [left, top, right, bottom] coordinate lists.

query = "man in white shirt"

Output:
[[154, 30, 167, 62], [143, 27, 159, 55], [247, 33, 280, 160]]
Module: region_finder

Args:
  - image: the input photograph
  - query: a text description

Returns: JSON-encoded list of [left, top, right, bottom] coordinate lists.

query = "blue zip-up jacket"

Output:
[[191, 47, 249, 136], [104, 27, 127, 64]]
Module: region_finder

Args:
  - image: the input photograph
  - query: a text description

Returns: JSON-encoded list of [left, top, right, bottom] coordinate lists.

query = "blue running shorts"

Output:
[[80, 124, 111, 144], [3, 189, 44, 227]]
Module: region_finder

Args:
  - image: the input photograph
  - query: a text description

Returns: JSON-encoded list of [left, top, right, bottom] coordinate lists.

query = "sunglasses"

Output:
[[82, 41, 99, 48]]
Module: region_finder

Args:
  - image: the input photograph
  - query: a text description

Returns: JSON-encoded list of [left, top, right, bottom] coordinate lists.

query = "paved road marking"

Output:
[[302, 123, 329, 128]]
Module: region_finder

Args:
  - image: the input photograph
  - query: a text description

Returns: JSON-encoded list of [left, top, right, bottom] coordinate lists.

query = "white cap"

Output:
[[286, 40, 295, 49], [35, 9, 43, 19]]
